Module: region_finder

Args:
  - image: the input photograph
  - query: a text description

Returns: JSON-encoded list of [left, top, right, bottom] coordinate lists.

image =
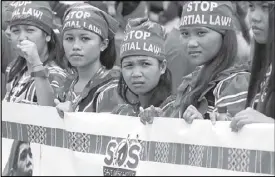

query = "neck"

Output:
[[77, 59, 102, 82], [40, 46, 49, 63], [138, 91, 154, 108]]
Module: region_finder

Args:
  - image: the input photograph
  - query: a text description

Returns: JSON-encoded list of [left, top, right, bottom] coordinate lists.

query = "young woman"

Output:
[[97, 18, 172, 120], [3, 1, 68, 106], [54, 3, 120, 116], [230, 1, 275, 131], [141, 1, 252, 124]]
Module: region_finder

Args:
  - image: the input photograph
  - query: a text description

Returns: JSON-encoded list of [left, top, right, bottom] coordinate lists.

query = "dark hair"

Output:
[[245, 5, 274, 118], [115, 1, 141, 16], [12, 141, 30, 170], [235, 2, 251, 44], [7, 30, 66, 83], [118, 61, 172, 110], [180, 30, 238, 113], [100, 37, 116, 69]]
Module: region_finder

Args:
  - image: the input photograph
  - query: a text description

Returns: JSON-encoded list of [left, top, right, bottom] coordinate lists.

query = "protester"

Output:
[[54, 3, 120, 116], [140, 1, 251, 124], [230, 1, 275, 131], [97, 18, 172, 120], [3, 1, 68, 106], [2, 141, 33, 176]]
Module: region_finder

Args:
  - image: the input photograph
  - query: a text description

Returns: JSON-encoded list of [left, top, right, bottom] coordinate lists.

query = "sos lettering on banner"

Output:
[[62, 10, 102, 36], [11, 2, 44, 20], [120, 30, 162, 56], [103, 135, 142, 176], [180, 1, 232, 28]]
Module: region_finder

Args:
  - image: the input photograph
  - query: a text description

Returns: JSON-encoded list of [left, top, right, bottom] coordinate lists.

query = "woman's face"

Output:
[[121, 56, 166, 96], [180, 27, 223, 66], [10, 25, 48, 57], [63, 29, 102, 68], [248, 1, 271, 44]]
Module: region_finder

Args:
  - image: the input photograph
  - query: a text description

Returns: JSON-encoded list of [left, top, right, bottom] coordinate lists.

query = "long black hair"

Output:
[[245, 3, 274, 118], [179, 30, 238, 114], [7, 30, 66, 83], [118, 61, 172, 110]]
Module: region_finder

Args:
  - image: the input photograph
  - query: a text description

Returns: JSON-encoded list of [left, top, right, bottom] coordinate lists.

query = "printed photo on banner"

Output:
[[2, 140, 33, 176]]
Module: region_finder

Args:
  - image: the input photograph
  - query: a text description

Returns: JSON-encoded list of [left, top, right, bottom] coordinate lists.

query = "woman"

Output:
[[97, 18, 172, 120], [143, 1, 251, 124], [4, 1, 68, 106], [54, 3, 120, 115], [230, 1, 274, 131]]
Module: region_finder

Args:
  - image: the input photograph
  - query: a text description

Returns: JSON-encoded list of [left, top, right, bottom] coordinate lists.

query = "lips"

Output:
[[251, 26, 263, 31], [132, 81, 144, 86], [70, 53, 84, 57], [188, 51, 202, 55]]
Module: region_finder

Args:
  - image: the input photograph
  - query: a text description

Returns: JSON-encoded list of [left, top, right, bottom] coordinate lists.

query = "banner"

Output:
[[2, 102, 274, 176]]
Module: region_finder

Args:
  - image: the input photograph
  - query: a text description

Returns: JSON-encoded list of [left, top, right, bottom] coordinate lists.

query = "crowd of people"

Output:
[[1, 1, 274, 132]]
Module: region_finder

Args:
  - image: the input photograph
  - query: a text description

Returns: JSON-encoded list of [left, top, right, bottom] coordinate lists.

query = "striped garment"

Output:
[[4, 61, 69, 104], [161, 68, 251, 119], [63, 67, 121, 112]]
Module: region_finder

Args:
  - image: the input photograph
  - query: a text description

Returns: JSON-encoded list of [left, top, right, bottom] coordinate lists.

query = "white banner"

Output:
[[2, 102, 274, 176]]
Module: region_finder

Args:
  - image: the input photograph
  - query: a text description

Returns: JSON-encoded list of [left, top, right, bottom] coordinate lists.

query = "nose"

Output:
[[187, 37, 199, 48], [18, 31, 28, 42], [131, 67, 143, 78], [250, 8, 262, 24], [72, 39, 82, 51]]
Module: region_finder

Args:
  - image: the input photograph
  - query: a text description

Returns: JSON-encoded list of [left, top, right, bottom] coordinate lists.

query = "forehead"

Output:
[[180, 26, 210, 31], [11, 24, 39, 29], [19, 143, 30, 154], [63, 29, 97, 36], [122, 56, 159, 63]]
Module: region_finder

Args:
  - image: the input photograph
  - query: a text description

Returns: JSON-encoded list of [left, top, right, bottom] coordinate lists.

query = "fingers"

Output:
[[54, 99, 60, 106], [210, 112, 217, 125], [139, 107, 146, 125]]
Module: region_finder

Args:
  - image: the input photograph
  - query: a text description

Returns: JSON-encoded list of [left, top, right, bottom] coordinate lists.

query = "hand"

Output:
[[54, 99, 74, 118], [210, 112, 232, 125], [230, 107, 274, 132], [139, 105, 163, 125], [16, 40, 42, 66], [182, 105, 204, 124]]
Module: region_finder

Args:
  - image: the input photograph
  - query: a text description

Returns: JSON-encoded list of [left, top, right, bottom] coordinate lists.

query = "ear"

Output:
[[46, 35, 51, 42], [100, 38, 109, 52], [160, 59, 167, 75]]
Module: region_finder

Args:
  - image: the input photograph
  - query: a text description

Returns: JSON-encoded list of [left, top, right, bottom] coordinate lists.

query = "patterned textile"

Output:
[[2, 121, 274, 175]]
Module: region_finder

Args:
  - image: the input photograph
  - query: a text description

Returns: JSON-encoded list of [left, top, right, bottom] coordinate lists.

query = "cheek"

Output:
[[122, 70, 131, 83], [203, 35, 222, 61], [83, 42, 101, 56]]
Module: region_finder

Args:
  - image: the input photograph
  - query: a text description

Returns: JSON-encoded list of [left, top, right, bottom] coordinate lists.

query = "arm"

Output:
[[213, 72, 251, 116]]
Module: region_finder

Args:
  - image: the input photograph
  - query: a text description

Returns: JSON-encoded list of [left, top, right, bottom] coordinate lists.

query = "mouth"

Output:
[[70, 54, 84, 57], [188, 51, 202, 57], [132, 81, 145, 87], [251, 26, 263, 32]]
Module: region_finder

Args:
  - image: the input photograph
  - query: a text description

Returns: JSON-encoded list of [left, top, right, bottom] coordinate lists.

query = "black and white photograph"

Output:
[[1, 1, 274, 176]]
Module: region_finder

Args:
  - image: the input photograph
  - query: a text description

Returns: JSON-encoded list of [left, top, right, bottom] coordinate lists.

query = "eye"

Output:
[[122, 63, 133, 68], [81, 37, 91, 41], [65, 37, 74, 41], [181, 31, 189, 37], [262, 3, 270, 11], [197, 31, 207, 36], [142, 62, 151, 66], [27, 28, 35, 32], [11, 28, 19, 34], [248, 3, 255, 11]]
